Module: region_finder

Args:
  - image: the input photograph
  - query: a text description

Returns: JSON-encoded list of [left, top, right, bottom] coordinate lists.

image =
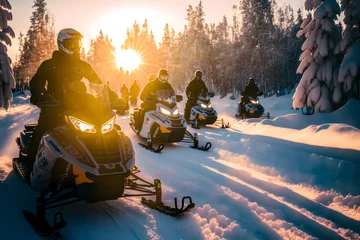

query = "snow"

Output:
[[1, 91, 360, 239]]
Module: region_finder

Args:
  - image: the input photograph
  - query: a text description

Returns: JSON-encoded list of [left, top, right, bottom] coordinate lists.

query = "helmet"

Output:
[[158, 69, 169, 83], [248, 77, 255, 84], [195, 70, 202, 78], [57, 28, 83, 55], [148, 73, 156, 82]]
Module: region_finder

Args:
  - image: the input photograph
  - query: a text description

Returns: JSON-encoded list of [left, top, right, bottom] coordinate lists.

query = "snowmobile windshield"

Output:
[[198, 92, 210, 104], [156, 89, 177, 108], [62, 79, 111, 116]]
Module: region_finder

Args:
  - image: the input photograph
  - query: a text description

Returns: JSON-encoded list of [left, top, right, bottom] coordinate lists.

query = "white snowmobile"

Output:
[[130, 89, 211, 152], [13, 81, 195, 237]]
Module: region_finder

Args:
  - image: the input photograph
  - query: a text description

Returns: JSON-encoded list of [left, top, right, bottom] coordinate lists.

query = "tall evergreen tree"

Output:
[[336, 0, 360, 101], [0, 0, 15, 110], [293, 0, 342, 112], [14, 0, 56, 87]]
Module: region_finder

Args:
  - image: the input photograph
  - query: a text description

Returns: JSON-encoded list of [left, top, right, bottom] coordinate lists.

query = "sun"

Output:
[[115, 49, 142, 72]]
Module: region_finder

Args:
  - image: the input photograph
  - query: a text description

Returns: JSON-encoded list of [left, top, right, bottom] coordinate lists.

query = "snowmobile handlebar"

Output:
[[36, 94, 60, 108]]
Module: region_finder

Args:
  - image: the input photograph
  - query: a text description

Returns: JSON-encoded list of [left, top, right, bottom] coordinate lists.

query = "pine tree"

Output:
[[293, 0, 342, 112], [0, 0, 16, 110], [15, 0, 56, 88], [336, 0, 360, 101], [86, 30, 117, 88]]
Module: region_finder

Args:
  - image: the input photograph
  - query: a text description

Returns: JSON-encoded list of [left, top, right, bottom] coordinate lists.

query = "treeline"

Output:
[[14, 0, 305, 97]]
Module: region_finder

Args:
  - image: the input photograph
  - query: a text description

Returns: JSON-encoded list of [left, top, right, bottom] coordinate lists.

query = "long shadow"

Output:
[[187, 161, 344, 240], [129, 141, 282, 239], [203, 127, 360, 164], [0, 171, 203, 240], [199, 128, 360, 195], [204, 156, 360, 235], [132, 143, 345, 240]]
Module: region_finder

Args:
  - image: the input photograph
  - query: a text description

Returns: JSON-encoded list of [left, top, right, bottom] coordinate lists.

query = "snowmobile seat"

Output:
[[20, 131, 32, 149], [24, 124, 37, 131]]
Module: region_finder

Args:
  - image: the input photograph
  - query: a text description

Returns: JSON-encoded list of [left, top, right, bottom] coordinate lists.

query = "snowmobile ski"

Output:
[[141, 196, 195, 217], [23, 210, 67, 237], [138, 132, 164, 153], [138, 142, 164, 153], [214, 118, 230, 129], [183, 131, 212, 151]]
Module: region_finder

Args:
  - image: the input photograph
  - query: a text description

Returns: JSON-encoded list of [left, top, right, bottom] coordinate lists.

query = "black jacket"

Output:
[[242, 82, 261, 98], [30, 51, 117, 104], [121, 85, 129, 96], [186, 78, 208, 98], [140, 78, 174, 102], [130, 83, 140, 97]]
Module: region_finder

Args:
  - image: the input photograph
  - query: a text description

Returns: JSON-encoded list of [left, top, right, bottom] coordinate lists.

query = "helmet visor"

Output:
[[63, 38, 82, 52], [159, 74, 168, 82]]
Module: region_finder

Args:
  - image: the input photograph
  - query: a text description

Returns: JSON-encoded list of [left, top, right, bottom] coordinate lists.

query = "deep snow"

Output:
[[0, 91, 360, 239]]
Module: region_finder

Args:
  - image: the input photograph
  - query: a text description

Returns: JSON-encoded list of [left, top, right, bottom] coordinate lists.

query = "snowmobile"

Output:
[[13, 81, 195, 237], [188, 92, 230, 129], [235, 96, 270, 119], [130, 89, 212, 153], [112, 98, 129, 115], [130, 95, 138, 106]]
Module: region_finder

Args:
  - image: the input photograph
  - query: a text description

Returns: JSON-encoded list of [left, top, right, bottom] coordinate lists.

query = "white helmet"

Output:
[[57, 28, 83, 55]]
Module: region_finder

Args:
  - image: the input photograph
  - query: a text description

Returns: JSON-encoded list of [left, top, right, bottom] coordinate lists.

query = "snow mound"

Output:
[[195, 204, 252, 240]]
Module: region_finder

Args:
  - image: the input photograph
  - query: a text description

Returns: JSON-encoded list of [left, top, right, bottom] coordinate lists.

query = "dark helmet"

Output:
[[158, 68, 169, 83], [148, 73, 156, 81], [195, 70, 202, 78], [248, 77, 255, 84]]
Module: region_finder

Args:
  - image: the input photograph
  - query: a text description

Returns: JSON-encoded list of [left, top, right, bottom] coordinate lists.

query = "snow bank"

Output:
[[231, 98, 360, 153], [194, 204, 252, 240]]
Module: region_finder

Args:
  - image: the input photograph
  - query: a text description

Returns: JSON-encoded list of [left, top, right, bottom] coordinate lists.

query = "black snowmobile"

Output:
[[236, 96, 270, 119], [13, 81, 195, 237], [188, 92, 230, 129]]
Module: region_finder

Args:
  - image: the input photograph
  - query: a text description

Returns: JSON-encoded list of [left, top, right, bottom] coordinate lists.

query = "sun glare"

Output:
[[116, 49, 142, 72], [93, 8, 165, 47]]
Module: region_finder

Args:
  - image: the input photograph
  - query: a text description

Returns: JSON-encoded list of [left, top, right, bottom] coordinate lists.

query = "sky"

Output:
[[8, 0, 303, 61]]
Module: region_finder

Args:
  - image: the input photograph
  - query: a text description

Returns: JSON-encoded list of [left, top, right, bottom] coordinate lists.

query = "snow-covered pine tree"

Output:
[[0, 0, 15, 110], [14, 0, 56, 90], [336, 0, 360, 101], [293, 0, 342, 112], [86, 31, 117, 88]]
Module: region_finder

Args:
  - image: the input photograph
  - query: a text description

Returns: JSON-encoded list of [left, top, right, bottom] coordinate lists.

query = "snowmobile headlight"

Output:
[[173, 108, 179, 115], [160, 107, 171, 116], [101, 116, 115, 134], [69, 116, 96, 134], [250, 99, 259, 105], [200, 103, 208, 109], [207, 104, 212, 109]]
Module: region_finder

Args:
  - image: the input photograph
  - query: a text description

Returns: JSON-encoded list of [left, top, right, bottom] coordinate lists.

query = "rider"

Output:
[[184, 70, 208, 122], [120, 84, 129, 104], [148, 73, 156, 82], [28, 28, 118, 161], [238, 77, 262, 116], [136, 69, 175, 130], [130, 80, 140, 104]]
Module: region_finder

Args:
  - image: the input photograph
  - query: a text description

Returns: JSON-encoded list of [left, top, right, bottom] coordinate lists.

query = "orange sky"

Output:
[[9, 0, 302, 62]]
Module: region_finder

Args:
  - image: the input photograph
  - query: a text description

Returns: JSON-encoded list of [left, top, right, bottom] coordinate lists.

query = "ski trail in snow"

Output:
[[203, 165, 357, 240], [206, 154, 360, 234]]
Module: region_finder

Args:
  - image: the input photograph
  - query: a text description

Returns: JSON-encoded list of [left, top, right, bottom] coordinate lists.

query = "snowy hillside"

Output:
[[1, 92, 360, 240]]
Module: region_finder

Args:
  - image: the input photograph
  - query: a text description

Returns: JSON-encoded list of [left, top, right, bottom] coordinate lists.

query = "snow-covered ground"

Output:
[[1, 91, 360, 239]]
